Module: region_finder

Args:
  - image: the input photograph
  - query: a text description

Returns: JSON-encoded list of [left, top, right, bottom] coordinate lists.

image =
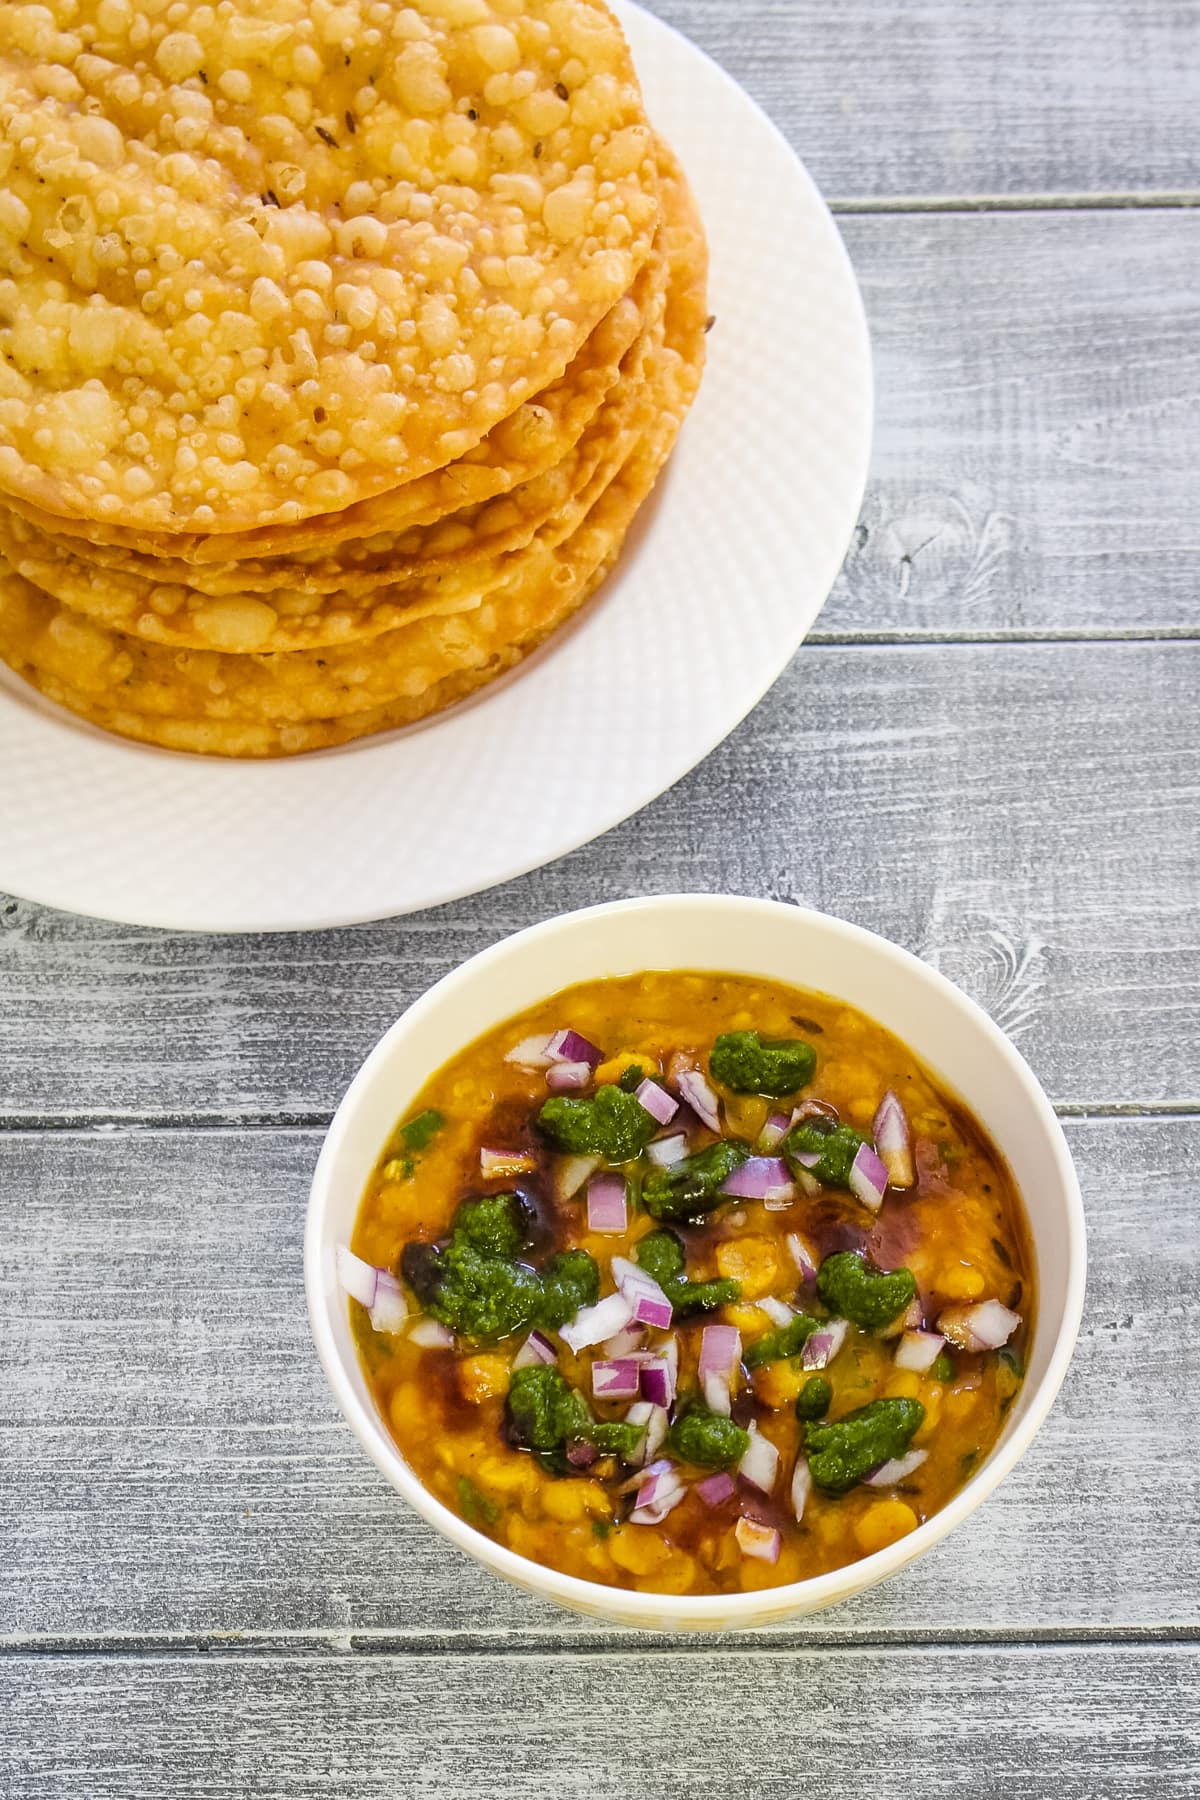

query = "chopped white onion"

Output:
[[504, 1034, 554, 1069], [336, 1245, 378, 1309], [368, 1270, 408, 1335], [758, 1296, 795, 1329], [864, 1448, 928, 1488], [893, 1329, 945, 1373], [786, 1233, 819, 1283], [734, 1516, 781, 1563], [558, 1290, 635, 1353], [938, 1298, 1021, 1352], [646, 1132, 689, 1168], [624, 1400, 669, 1468], [790, 1455, 812, 1522], [408, 1318, 456, 1350], [737, 1425, 780, 1496]]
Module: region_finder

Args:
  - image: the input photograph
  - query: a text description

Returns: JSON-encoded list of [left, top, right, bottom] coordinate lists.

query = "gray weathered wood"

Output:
[[829, 211, 1200, 637], [3, 5, 1200, 1791], [642, 0, 1200, 201], [2, 1118, 1195, 1642], [1, 640, 1195, 1121], [2, 1645, 1198, 1799]]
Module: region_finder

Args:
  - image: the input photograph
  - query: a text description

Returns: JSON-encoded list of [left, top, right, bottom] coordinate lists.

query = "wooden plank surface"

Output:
[[3, 1645, 1197, 1800], [645, 0, 1200, 201], [1, 638, 1195, 1122], [4, 5, 1199, 1791], [2, 1117, 1195, 1643]]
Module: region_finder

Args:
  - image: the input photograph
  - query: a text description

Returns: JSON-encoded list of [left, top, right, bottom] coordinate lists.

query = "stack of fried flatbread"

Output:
[[0, 0, 707, 756]]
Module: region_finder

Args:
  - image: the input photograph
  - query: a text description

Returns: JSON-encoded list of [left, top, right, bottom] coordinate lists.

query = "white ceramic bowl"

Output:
[[306, 895, 1086, 1632]]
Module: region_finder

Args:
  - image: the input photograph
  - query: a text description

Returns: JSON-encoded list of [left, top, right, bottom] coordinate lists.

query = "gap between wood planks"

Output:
[[828, 192, 1200, 215], [2, 1626, 1198, 1661], [0, 1103, 1196, 1133]]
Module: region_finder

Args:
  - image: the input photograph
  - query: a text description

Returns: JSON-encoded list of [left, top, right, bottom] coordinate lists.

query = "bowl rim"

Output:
[[305, 894, 1087, 1626]]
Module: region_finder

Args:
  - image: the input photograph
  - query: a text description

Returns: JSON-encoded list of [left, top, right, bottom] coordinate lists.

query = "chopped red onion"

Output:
[[408, 1318, 456, 1350], [586, 1173, 627, 1235], [638, 1354, 675, 1410], [336, 1245, 378, 1309], [511, 1328, 558, 1370], [677, 1069, 720, 1133], [756, 1111, 791, 1152], [719, 1155, 795, 1203], [479, 1146, 537, 1179], [624, 1401, 668, 1467], [369, 1269, 408, 1335], [873, 1089, 915, 1189], [758, 1296, 795, 1329], [558, 1290, 635, 1353], [939, 1298, 1021, 1352], [695, 1471, 737, 1508], [504, 1034, 555, 1069], [793, 1167, 822, 1199], [848, 1140, 889, 1213], [790, 1149, 821, 1170], [566, 1440, 597, 1468], [646, 1132, 689, 1168], [545, 1060, 592, 1093], [864, 1448, 928, 1488], [554, 1153, 600, 1201], [629, 1460, 687, 1526], [592, 1358, 643, 1402], [801, 1318, 849, 1370], [737, 1425, 780, 1495], [612, 1255, 674, 1330], [734, 1516, 781, 1563], [545, 1028, 604, 1068], [894, 1329, 945, 1373], [790, 1455, 812, 1522], [786, 1233, 819, 1284], [634, 1078, 678, 1126], [699, 1323, 741, 1417], [602, 1324, 647, 1359]]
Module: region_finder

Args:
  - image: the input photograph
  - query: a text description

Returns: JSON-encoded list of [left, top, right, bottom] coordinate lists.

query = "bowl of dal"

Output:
[[306, 895, 1085, 1631]]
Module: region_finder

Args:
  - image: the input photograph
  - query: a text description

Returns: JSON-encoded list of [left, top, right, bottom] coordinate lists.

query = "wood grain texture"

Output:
[[2, 1118, 1195, 1642], [642, 0, 1200, 201], [0, 640, 1195, 1121], [828, 212, 1200, 636], [3, 1645, 1198, 1799]]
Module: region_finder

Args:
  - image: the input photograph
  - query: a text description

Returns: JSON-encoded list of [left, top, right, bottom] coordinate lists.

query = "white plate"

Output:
[[0, 3, 872, 933]]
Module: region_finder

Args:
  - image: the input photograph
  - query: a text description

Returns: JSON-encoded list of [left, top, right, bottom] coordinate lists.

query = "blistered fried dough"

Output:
[[0, 398, 679, 755], [0, 284, 666, 638], [0, 333, 679, 722], [0, 0, 659, 533], [0, 134, 708, 752], [0, 230, 665, 566], [0, 342, 659, 660], [0, 143, 699, 657]]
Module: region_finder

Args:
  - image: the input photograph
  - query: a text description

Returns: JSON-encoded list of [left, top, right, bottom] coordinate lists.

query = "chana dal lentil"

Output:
[[345, 972, 1033, 1597]]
